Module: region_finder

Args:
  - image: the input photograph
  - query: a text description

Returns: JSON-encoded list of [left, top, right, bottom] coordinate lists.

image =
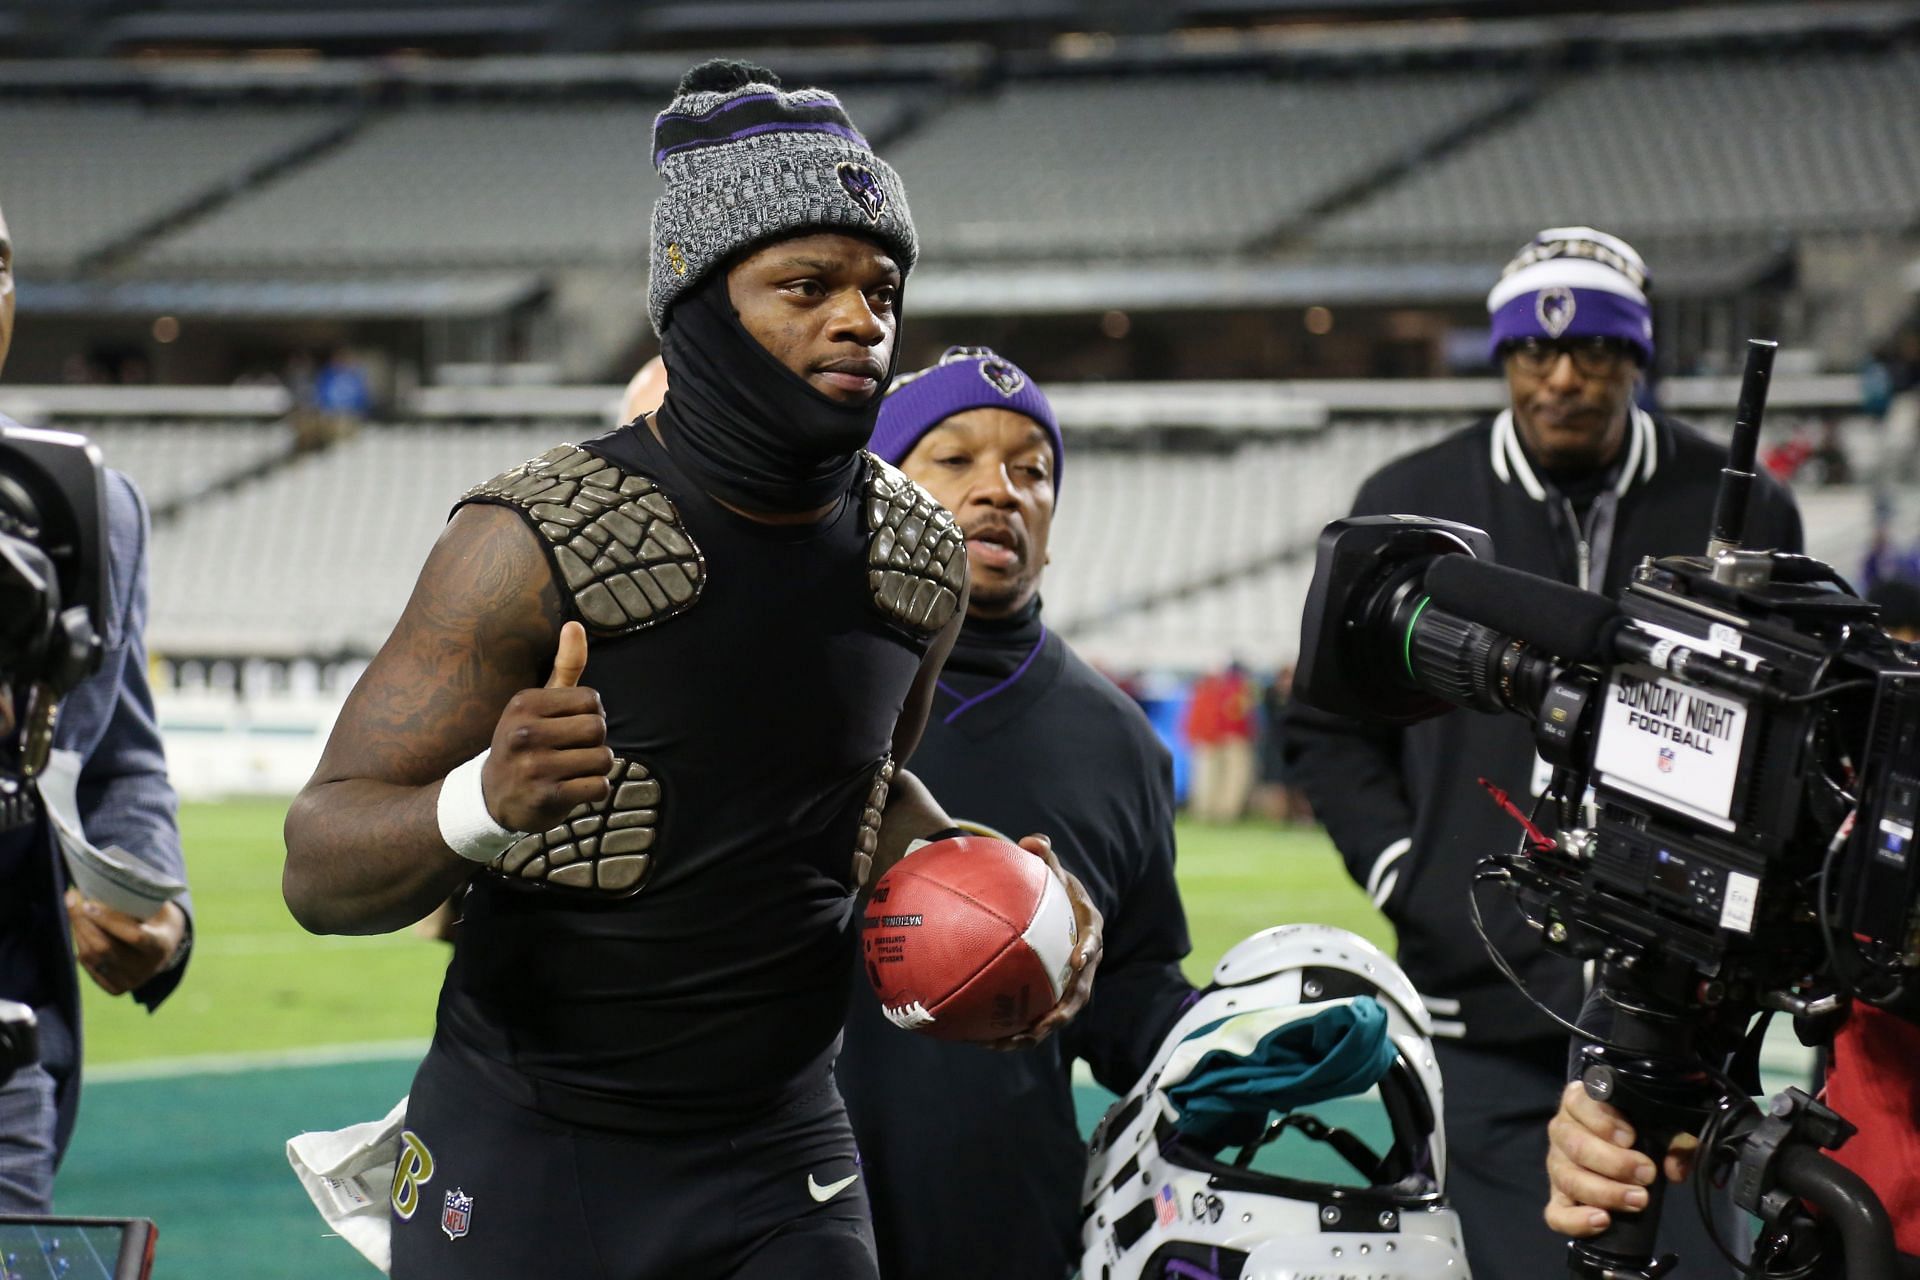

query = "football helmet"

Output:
[[1082, 924, 1469, 1280]]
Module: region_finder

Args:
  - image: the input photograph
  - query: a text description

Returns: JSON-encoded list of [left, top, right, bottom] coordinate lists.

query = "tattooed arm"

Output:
[[282, 504, 612, 935]]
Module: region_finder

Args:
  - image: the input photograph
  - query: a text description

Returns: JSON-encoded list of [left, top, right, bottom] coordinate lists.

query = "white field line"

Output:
[[193, 934, 427, 956], [89, 1038, 430, 1083]]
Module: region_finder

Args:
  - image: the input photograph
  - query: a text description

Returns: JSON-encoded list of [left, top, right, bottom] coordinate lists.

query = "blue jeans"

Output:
[[0, 1062, 57, 1213]]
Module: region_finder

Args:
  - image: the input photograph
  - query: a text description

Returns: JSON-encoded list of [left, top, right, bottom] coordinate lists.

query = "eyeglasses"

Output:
[[1500, 337, 1638, 377]]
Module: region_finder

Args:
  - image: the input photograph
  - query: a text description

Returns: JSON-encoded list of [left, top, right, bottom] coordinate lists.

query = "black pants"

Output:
[[1435, 1037, 1743, 1279], [390, 1047, 877, 1280]]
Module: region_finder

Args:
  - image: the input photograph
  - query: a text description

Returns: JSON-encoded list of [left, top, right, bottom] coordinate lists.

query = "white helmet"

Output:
[[1082, 925, 1470, 1280]]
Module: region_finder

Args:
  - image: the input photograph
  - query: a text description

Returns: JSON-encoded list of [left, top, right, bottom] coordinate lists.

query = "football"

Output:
[[861, 835, 1078, 1042]]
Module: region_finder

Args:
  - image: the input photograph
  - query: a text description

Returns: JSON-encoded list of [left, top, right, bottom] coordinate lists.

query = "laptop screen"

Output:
[[0, 1217, 156, 1280]]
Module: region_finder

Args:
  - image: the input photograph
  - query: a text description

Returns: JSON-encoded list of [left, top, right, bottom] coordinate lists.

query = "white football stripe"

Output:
[[883, 1000, 935, 1031], [1021, 869, 1078, 1002]]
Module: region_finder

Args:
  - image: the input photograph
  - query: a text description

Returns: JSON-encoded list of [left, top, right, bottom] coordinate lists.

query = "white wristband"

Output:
[[437, 749, 526, 863]]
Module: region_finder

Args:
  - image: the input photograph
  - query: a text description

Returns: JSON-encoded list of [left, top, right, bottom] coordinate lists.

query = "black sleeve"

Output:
[[1278, 470, 1418, 911], [1063, 736, 1195, 1095], [1282, 703, 1415, 909]]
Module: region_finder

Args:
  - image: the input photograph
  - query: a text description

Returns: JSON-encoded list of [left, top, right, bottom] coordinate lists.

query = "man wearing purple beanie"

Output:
[[840, 347, 1196, 1280], [1286, 228, 1804, 1280]]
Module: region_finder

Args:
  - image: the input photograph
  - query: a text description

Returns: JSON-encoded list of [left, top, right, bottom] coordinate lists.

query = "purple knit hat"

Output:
[[1487, 226, 1653, 366], [869, 346, 1063, 490]]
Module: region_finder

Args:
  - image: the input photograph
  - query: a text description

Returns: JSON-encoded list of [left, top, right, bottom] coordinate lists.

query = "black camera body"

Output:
[[1301, 515, 1920, 1029], [1, 423, 107, 698], [1, 423, 108, 832], [1550, 553, 1920, 1011]]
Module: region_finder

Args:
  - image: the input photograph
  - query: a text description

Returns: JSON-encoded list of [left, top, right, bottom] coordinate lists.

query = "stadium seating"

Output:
[[137, 90, 911, 273], [140, 103, 664, 272], [11, 46, 1912, 280], [0, 102, 348, 273], [886, 71, 1524, 260], [81, 418, 298, 511], [1317, 48, 1920, 257], [146, 422, 566, 654], [1044, 419, 1453, 630]]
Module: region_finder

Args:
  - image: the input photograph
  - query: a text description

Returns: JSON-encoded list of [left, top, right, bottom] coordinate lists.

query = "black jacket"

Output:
[[837, 602, 1194, 1280], [1285, 408, 1803, 1045]]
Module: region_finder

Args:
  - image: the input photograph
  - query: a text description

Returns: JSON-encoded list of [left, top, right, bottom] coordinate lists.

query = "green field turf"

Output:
[[78, 800, 1389, 1067]]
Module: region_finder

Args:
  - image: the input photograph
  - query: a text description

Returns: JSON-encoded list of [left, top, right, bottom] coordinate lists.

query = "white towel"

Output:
[[286, 1095, 407, 1274]]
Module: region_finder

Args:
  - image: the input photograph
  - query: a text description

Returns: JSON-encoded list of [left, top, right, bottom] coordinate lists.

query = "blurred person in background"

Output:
[[1183, 659, 1256, 822], [1251, 663, 1308, 824], [1285, 227, 1802, 1280], [0, 196, 193, 1212], [619, 354, 668, 424], [310, 347, 372, 448], [840, 346, 1194, 1280]]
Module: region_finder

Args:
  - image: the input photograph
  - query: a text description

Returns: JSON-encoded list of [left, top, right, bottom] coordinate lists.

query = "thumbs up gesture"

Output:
[[482, 621, 615, 834]]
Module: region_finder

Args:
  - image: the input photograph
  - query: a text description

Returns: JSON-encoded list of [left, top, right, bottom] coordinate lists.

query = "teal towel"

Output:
[[1164, 996, 1398, 1150]]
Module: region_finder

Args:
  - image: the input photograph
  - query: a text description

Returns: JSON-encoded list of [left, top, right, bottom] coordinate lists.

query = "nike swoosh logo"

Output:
[[808, 1172, 858, 1203]]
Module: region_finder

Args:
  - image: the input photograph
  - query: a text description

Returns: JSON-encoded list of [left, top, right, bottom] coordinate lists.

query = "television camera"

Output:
[[1295, 341, 1916, 1279]]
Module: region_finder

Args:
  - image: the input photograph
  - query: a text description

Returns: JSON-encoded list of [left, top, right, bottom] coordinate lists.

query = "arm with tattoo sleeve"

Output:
[[282, 504, 612, 935]]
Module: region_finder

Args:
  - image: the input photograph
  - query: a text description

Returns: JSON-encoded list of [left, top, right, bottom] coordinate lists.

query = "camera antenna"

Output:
[[1706, 338, 1777, 559]]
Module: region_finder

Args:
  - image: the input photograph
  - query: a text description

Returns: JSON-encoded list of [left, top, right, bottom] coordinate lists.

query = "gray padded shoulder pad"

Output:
[[492, 756, 659, 896], [461, 444, 705, 637], [863, 453, 967, 636]]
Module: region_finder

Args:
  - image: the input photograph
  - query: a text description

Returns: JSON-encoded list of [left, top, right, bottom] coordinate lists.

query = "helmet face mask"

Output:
[[1082, 926, 1472, 1280]]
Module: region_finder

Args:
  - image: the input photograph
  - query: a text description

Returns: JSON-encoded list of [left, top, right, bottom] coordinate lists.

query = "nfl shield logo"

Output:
[[442, 1188, 473, 1241], [1657, 747, 1676, 774]]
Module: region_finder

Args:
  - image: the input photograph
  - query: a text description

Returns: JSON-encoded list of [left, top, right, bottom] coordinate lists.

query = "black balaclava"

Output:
[[654, 265, 898, 515], [944, 595, 1044, 681]]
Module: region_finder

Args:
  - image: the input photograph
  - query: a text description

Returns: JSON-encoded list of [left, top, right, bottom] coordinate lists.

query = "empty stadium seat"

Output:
[[146, 422, 567, 654], [887, 71, 1523, 260], [78, 419, 297, 511], [1318, 49, 1920, 255], [0, 102, 348, 274], [140, 103, 663, 272]]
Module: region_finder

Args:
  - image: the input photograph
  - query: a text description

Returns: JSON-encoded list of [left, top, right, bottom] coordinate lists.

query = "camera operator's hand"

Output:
[[1546, 1079, 1701, 1235], [65, 890, 187, 997]]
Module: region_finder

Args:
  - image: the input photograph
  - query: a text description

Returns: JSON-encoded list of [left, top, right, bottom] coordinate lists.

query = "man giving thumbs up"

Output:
[[281, 58, 1101, 1280]]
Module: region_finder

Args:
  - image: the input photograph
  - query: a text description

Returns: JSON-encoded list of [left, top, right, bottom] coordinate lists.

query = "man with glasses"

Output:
[[1285, 227, 1802, 1279]]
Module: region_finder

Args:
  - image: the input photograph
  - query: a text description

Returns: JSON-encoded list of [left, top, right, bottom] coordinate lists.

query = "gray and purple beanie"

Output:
[[870, 346, 1063, 490], [1487, 226, 1653, 366], [647, 59, 918, 333]]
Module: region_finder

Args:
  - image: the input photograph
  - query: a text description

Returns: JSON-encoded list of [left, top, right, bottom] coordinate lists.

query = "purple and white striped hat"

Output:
[[646, 59, 917, 333], [871, 346, 1063, 490], [1487, 226, 1653, 366]]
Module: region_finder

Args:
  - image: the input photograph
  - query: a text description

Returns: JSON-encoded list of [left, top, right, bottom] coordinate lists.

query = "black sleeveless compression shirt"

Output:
[[435, 417, 964, 1132]]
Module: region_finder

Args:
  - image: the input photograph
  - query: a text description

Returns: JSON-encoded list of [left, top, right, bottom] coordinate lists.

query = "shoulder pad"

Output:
[[862, 453, 967, 636], [462, 444, 705, 637]]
